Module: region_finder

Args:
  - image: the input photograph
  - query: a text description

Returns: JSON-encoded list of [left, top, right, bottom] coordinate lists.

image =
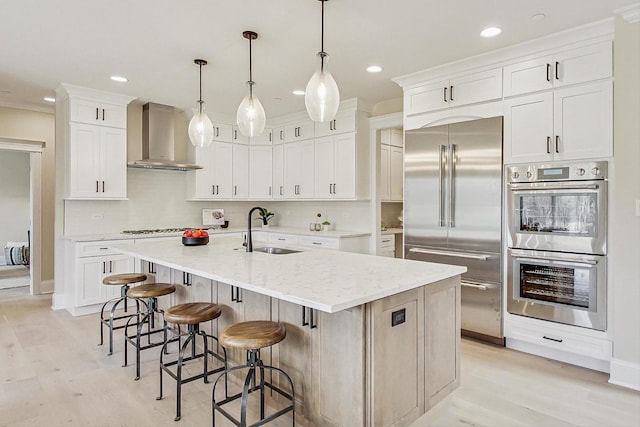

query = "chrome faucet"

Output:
[[247, 206, 268, 252]]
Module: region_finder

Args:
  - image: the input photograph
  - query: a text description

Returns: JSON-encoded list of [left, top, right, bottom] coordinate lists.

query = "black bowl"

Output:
[[182, 236, 209, 246]]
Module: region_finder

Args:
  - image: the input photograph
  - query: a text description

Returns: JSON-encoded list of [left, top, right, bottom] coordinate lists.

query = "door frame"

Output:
[[0, 137, 45, 295]]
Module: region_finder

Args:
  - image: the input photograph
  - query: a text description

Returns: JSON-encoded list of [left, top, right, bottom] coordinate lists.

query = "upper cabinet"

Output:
[[404, 68, 502, 116], [503, 41, 612, 98], [250, 128, 274, 145], [212, 122, 233, 143], [314, 110, 357, 138], [284, 118, 315, 142], [187, 141, 234, 199], [232, 126, 249, 145], [57, 84, 135, 200]]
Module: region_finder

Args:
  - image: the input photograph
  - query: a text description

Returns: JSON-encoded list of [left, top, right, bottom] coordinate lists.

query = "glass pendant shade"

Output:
[[188, 102, 214, 148], [305, 51, 340, 122], [237, 81, 266, 137]]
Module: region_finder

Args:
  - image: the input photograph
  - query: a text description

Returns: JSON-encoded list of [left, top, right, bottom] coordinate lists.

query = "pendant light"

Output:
[[305, 0, 340, 123], [237, 31, 266, 137], [188, 59, 214, 148]]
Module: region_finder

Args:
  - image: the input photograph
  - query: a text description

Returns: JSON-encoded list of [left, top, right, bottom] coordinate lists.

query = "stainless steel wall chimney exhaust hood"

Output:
[[128, 102, 203, 171]]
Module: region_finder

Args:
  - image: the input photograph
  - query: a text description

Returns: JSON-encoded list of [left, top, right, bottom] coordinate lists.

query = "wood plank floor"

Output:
[[1, 289, 638, 427]]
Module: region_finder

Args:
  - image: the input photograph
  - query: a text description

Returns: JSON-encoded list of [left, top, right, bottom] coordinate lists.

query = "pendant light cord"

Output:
[[198, 61, 203, 114], [320, 0, 326, 71]]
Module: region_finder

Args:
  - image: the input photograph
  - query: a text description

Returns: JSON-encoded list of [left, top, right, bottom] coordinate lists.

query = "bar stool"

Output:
[[157, 302, 227, 422], [211, 321, 295, 427], [123, 283, 177, 380], [99, 273, 147, 355]]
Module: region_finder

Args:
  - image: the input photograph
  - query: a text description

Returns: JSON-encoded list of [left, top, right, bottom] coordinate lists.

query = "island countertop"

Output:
[[112, 236, 466, 313]]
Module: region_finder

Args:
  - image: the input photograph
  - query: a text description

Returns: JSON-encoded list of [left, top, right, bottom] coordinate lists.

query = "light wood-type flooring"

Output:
[[1, 288, 638, 427]]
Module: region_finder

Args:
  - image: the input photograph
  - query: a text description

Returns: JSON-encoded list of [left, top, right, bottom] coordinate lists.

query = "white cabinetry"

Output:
[[211, 122, 233, 143], [314, 133, 356, 199], [313, 110, 356, 137], [284, 118, 315, 142], [250, 128, 273, 145], [283, 139, 315, 198], [232, 126, 249, 144], [379, 142, 403, 202], [404, 68, 502, 116], [249, 145, 273, 199], [503, 41, 612, 97], [272, 144, 284, 199], [58, 84, 135, 200], [504, 81, 613, 163], [378, 234, 395, 258], [232, 143, 249, 198], [381, 128, 403, 147], [187, 141, 233, 199]]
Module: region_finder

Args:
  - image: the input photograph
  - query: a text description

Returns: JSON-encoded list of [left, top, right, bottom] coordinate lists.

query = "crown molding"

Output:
[[615, 3, 640, 23]]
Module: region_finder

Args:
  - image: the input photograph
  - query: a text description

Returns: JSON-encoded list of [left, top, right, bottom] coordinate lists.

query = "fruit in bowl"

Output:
[[182, 228, 209, 245]]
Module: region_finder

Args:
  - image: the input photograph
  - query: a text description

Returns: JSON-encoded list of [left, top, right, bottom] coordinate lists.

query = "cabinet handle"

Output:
[[443, 87, 447, 102], [148, 262, 156, 274], [312, 242, 322, 245], [333, 119, 337, 130], [555, 135, 560, 153], [96, 181, 99, 193], [449, 85, 454, 101], [182, 272, 192, 285], [234, 185, 237, 196], [280, 130, 284, 141], [212, 185, 215, 195], [102, 261, 106, 274], [555, 61, 560, 80], [95, 108, 99, 120], [279, 185, 283, 196], [268, 186, 272, 196], [215, 127, 220, 138], [543, 335, 563, 343], [546, 136, 551, 154], [109, 261, 113, 273], [301, 306, 316, 328], [269, 131, 272, 142], [102, 109, 105, 121], [277, 238, 286, 241], [310, 308, 316, 329], [102, 181, 105, 193], [234, 129, 237, 140], [302, 306, 308, 326], [546, 63, 551, 82]]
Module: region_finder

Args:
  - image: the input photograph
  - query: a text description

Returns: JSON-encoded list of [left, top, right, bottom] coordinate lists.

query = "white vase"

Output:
[[262, 223, 270, 228], [322, 224, 330, 232]]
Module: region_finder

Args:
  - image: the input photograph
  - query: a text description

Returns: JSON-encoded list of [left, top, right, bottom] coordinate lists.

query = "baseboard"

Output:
[[40, 279, 54, 294], [51, 292, 66, 310], [609, 358, 640, 391], [506, 338, 611, 373]]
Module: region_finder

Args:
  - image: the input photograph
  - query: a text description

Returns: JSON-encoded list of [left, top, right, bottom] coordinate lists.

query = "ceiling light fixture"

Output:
[[44, 97, 56, 103], [110, 75, 128, 83], [480, 27, 502, 38], [367, 65, 383, 73], [188, 59, 214, 148], [292, 90, 305, 96], [305, 0, 340, 123], [237, 30, 266, 137]]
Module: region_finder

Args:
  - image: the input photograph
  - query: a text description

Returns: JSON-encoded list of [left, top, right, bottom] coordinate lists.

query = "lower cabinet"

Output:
[[75, 254, 135, 306]]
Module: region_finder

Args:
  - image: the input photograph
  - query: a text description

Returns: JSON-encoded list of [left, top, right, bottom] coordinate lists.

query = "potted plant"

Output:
[[259, 209, 275, 227], [322, 220, 331, 232]]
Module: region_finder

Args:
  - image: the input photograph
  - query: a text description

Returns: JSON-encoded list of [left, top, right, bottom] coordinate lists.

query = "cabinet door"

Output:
[[249, 145, 273, 199], [379, 144, 390, 200], [333, 133, 356, 199], [70, 98, 101, 125], [232, 126, 249, 145], [99, 127, 127, 198], [503, 56, 554, 97], [68, 123, 101, 198], [554, 81, 613, 161], [273, 127, 285, 145], [314, 136, 334, 198], [283, 142, 301, 198], [448, 68, 502, 108], [212, 142, 233, 198], [299, 139, 316, 198], [102, 254, 136, 300], [272, 144, 284, 199], [284, 119, 315, 142], [250, 128, 273, 145], [212, 122, 233, 143], [191, 145, 215, 199], [404, 80, 449, 116], [389, 145, 404, 201], [171, 270, 192, 305], [390, 128, 403, 147], [75, 257, 105, 306], [314, 110, 356, 137], [553, 41, 612, 88], [504, 92, 554, 163], [99, 102, 128, 128], [232, 143, 249, 198]]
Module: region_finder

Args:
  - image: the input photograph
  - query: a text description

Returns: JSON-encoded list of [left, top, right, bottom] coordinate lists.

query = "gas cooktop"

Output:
[[121, 227, 192, 235]]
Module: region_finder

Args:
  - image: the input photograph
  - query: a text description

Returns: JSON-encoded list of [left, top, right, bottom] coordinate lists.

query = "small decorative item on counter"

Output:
[[182, 228, 209, 246], [259, 209, 275, 227], [220, 220, 230, 229], [322, 220, 331, 232]]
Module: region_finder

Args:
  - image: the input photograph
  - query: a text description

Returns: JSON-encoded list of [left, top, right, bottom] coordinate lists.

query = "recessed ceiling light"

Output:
[[292, 90, 305, 96], [110, 75, 128, 83], [44, 97, 56, 103], [531, 13, 546, 22], [480, 27, 502, 38], [367, 65, 383, 73]]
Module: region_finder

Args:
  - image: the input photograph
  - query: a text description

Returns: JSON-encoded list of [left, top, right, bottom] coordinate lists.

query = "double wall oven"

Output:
[[506, 161, 607, 331]]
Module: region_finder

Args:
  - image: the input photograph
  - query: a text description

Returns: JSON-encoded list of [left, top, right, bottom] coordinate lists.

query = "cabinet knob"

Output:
[[576, 168, 585, 176], [591, 167, 600, 176]]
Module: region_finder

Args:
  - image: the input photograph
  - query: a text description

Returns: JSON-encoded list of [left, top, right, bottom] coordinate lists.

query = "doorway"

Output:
[[0, 137, 45, 295]]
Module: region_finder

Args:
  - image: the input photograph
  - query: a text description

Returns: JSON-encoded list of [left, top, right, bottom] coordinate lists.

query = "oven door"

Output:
[[507, 180, 606, 255], [507, 248, 606, 331]]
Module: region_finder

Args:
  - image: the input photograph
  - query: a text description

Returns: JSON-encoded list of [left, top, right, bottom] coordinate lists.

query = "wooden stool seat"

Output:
[[219, 321, 286, 350], [102, 273, 147, 285], [164, 303, 222, 325], [126, 283, 176, 299]]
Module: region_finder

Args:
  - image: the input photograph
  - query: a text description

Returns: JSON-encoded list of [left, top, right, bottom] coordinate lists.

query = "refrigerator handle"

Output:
[[449, 144, 457, 228], [438, 144, 446, 227]]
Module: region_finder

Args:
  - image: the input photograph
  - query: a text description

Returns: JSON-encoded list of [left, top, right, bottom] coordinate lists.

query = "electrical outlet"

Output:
[[91, 213, 104, 220]]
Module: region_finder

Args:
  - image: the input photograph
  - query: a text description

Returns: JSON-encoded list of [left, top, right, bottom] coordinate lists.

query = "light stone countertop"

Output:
[[111, 236, 466, 314], [63, 226, 370, 242]]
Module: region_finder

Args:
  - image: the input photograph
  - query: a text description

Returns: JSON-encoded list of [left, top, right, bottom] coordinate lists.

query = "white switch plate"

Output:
[[91, 213, 103, 220], [636, 200, 640, 217]]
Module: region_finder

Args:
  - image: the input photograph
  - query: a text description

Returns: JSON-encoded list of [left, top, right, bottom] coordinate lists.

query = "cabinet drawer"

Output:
[[298, 236, 339, 250], [76, 239, 130, 257], [507, 321, 612, 361], [379, 235, 395, 249], [268, 233, 299, 245]]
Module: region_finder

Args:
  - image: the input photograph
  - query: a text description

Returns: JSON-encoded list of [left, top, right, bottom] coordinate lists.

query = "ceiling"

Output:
[[0, 0, 636, 119]]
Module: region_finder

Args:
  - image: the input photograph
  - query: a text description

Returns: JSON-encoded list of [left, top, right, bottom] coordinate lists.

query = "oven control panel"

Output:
[[508, 161, 607, 183]]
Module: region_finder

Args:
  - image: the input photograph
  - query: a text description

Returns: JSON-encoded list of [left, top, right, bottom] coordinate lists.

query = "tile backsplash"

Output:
[[64, 169, 372, 235]]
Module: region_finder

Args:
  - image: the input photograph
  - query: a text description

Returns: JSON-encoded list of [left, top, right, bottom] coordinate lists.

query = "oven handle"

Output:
[[515, 255, 598, 266], [509, 183, 600, 192], [409, 247, 492, 261], [461, 280, 498, 291]]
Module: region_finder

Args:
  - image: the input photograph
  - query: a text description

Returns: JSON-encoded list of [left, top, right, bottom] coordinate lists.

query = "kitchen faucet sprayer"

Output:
[[247, 206, 268, 252]]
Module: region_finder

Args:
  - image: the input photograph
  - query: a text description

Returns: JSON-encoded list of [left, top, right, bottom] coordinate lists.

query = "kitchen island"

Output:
[[113, 236, 466, 427]]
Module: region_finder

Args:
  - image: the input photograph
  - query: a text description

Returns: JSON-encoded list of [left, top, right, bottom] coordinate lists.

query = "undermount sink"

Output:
[[253, 246, 301, 255]]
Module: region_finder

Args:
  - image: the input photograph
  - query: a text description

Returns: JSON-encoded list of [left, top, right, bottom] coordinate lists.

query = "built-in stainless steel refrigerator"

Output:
[[404, 116, 504, 344]]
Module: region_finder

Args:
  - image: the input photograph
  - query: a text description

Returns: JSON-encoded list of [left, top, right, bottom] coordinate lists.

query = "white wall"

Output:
[[0, 150, 30, 264], [610, 15, 640, 390]]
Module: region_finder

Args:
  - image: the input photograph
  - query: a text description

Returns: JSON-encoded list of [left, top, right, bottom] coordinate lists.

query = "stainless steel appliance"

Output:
[[506, 161, 607, 331], [404, 116, 504, 344]]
